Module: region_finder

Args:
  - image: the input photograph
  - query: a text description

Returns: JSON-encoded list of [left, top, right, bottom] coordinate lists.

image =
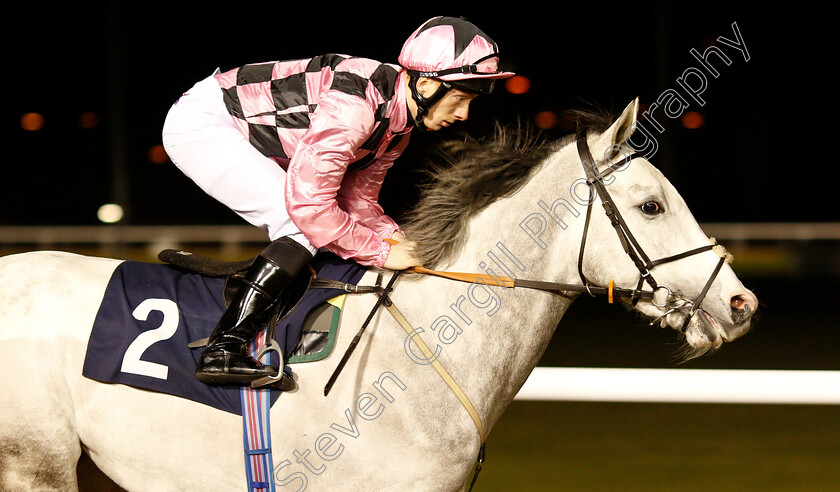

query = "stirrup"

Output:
[[250, 339, 297, 391]]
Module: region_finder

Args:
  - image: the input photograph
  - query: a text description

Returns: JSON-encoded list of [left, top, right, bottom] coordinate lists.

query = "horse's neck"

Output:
[[393, 147, 585, 430]]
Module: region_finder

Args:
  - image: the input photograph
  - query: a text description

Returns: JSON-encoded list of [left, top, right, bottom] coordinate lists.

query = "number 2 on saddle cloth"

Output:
[[82, 250, 367, 415]]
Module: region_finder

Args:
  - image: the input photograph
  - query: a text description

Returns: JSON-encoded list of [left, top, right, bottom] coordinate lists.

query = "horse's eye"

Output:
[[641, 201, 663, 215]]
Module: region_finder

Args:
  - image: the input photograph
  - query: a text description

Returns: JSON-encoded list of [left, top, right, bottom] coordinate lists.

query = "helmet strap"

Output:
[[407, 71, 452, 131]]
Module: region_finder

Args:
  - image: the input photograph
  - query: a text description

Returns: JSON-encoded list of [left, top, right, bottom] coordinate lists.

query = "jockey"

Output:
[[161, 16, 514, 386]]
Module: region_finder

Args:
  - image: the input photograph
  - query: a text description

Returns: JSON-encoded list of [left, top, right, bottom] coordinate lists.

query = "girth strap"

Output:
[[321, 268, 485, 440], [383, 297, 487, 492], [321, 266, 487, 490], [383, 299, 486, 442]]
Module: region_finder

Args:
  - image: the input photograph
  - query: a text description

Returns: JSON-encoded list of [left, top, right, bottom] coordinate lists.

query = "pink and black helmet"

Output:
[[399, 16, 514, 127]]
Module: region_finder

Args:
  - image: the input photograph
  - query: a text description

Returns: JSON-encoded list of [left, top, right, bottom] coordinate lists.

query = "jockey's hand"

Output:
[[384, 238, 421, 271]]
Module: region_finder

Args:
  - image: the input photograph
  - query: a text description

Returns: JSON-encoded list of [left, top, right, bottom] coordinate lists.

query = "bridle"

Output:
[[393, 131, 731, 329], [316, 131, 733, 492], [573, 132, 729, 330], [328, 131, 732, 333]]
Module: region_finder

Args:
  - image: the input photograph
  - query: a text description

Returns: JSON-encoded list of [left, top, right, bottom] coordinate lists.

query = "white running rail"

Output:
[[515, 367, 840, 404]]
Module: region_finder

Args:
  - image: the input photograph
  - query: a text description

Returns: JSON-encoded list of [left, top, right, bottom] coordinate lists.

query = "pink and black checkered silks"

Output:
[[214, 54, 405, 167]]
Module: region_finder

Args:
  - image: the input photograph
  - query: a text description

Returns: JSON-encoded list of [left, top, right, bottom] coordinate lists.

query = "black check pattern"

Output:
[[218, 55, 401, 161]]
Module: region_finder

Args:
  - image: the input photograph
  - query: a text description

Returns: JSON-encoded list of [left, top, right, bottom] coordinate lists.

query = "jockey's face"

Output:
[[422, 85, 477, 131], [409, 77, 478, 131]]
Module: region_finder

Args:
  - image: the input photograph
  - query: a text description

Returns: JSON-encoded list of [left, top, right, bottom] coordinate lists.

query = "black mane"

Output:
[[402, 109, 615, 269]]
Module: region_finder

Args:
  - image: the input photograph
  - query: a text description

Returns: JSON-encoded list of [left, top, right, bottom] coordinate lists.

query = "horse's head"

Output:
[[579, 99, 757, 360]]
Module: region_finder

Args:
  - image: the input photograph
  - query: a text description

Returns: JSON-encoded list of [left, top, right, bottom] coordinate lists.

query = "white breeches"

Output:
[[161, 73, 316, 254]]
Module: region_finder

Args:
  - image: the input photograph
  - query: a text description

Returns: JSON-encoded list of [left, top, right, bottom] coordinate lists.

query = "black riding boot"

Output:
[[196, 237, 313, 385]]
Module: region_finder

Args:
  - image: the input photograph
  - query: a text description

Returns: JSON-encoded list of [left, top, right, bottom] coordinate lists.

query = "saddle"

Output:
[[157, 248, 308, 308], [157, 248, 363, 391]]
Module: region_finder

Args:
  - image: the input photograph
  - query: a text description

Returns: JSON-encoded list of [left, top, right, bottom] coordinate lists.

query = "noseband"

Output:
[[574, 133, 729, 330]]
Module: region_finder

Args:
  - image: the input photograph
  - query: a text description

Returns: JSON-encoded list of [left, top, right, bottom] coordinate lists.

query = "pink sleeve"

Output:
[[284, 92, 392, 267], [337, 134, 410, 240]]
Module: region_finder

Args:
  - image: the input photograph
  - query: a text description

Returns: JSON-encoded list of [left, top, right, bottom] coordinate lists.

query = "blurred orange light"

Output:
[[505, 76, 531, 95], [79, 111, 100, 129], [681, 111, 705, 129], [534, 111, 559, 130], [21, 112, 45, 131], [148, 144, 169, 164]]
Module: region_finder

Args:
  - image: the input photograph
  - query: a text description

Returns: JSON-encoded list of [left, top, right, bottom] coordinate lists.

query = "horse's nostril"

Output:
[[730, 294, 756, 325]]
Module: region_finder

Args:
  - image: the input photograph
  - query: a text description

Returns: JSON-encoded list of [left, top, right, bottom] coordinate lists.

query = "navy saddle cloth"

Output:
[[82, 251, 367, 415]]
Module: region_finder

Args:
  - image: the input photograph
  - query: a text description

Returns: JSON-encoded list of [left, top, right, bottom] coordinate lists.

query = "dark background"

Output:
[[3, 3, 834, 227]]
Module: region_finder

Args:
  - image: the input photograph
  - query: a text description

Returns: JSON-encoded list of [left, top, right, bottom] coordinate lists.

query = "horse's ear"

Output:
[[603, 98, 639, 148]]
